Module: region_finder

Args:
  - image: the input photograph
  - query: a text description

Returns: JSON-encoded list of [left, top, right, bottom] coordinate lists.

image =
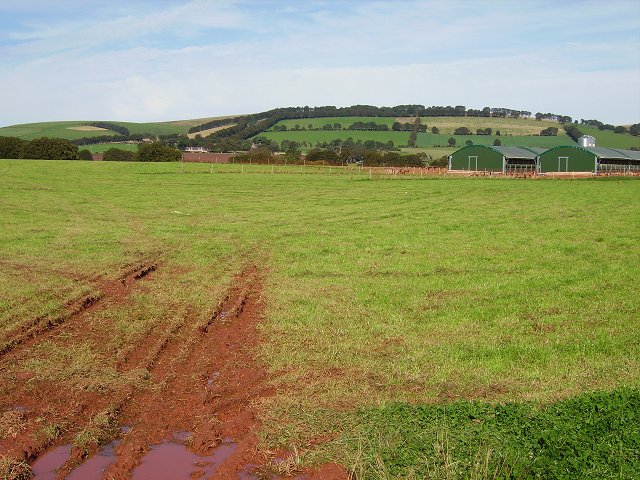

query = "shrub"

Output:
[[137, 143, 182, 162], [103, 148, 136, 162], [0, 136, 26, 159], [20, 137, 78, 160], [78, 149, 93, 160]]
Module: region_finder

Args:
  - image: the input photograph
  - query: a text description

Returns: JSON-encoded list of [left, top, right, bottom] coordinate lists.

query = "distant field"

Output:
[[0, 116, 236, 140], [0, 121, 119, 140], [81, 143, 139, 153], [187, 124, 237, 139], [269, 116, 397, 131], [578, 125, 640, 149], [415, 132, 573, 148], [411, 116, 561, 136], [259, 129, 411, 147]]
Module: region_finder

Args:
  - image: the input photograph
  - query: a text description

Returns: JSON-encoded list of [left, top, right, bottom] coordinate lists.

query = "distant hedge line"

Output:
[[0, 136, 181, 162]]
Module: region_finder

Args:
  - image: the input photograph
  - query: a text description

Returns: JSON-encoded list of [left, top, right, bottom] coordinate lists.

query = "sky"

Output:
[[1, 0, 639, 126]]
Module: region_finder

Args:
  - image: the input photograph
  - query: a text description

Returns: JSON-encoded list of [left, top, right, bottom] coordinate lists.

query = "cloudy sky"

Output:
[[1, 0, 639, 126]]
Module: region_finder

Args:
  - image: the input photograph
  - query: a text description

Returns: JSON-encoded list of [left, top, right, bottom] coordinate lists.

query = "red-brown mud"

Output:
[[1, 263, 349, 479], [0, 261, 159, 358], [0, 261, 160, 467]]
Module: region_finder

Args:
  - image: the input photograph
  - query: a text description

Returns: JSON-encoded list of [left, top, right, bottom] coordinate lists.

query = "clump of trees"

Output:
[[476, 128, 492, 135], [21, 137, 78, 160], [0, 136, 27, 158], [137, 143, 182, 162], [563, 124, 585, 142], [493, 139, 502, 146], [103, 148, 136, 162], [78, 149, 93, 160], [540, 127, 559, 136], [89, 122, 130, 136], [453, 127, 472, 135]]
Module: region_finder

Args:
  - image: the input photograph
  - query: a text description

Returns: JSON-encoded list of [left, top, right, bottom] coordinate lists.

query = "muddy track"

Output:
[[0, 261, 159, 359], [0, 260, 160, 465], [2, 263, 349, 479], [93, 265, 273, 480]]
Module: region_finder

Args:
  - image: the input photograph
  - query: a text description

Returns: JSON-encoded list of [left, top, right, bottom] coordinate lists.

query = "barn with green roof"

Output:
[[448, 145, 546, 173], [537, 146, 640, 174]]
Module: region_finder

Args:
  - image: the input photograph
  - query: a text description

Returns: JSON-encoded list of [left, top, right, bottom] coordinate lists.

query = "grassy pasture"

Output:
[[414, 116, 561, 136], [0, 121, 119, 141], [1, 160, 639, 477], [0, 116, 232, 140], [83, 143, 139, 153], [415, 132, 572, 148], [268, 117, 398, 131], [578, 125, 640, 149]]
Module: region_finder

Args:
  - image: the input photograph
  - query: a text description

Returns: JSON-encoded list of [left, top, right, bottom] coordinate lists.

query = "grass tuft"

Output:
[[0, 456, 32, 480]]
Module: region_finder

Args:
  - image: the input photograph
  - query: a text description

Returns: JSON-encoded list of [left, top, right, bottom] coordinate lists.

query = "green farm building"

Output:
[[537, 146, 640, 174], [448, 145, 545, 173]]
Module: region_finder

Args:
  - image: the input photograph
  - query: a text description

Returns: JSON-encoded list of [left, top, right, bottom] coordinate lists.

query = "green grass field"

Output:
[[578, 125, 640, 149], [268, 117, 398, 130], [82, 143, 139, 153], [1, 161, 639, 478], [0, 116, 230, 140], [0, 121, 119, 141], [415, 132, 573, 148]]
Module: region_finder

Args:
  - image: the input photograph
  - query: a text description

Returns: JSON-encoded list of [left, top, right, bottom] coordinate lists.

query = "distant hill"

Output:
[[0, 116, 234, 140], [1, 110, 637, 153]]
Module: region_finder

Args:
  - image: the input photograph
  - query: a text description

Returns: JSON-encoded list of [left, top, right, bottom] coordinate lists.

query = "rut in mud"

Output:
[[98, 264, 272, 480], [0, 260, 161, 469], [2, 264, 348, 480], [0, 261, 159, 359]]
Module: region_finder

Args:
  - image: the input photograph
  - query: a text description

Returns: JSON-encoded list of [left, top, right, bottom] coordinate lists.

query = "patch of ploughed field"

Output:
[[0, 262, 347, 479]]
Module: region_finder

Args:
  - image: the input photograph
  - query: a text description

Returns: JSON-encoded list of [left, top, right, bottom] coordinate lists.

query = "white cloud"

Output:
[[0, 0, 638, 125]]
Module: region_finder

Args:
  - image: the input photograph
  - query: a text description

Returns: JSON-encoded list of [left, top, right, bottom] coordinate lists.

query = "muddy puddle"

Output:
[[31, 445, 71, 479], [67, 440, 120, 479], [131, 436, 237, 479]]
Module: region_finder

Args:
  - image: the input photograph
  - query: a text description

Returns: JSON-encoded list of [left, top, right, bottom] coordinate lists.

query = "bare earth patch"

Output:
[[66, 126, 110, 131]]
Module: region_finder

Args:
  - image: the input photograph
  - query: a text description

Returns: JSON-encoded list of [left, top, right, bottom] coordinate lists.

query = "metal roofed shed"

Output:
[[448, 145, 545, 174], [537, 146, 640, 174]]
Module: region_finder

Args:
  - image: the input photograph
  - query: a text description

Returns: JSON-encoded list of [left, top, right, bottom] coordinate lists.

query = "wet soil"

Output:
[[1, 263, 349, 479]]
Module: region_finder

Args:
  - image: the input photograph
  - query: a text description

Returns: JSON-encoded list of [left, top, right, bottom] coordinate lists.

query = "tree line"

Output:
[[89, 122, 130, 136], [0, 136, 79, 159], [0, 136, 182, 162]]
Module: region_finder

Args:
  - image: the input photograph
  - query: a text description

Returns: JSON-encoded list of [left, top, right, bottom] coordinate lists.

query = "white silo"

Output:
[[578, 135, 596, 147]]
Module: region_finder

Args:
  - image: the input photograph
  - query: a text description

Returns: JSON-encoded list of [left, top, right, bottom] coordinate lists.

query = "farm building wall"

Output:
[[449, 145, 503, 172], [538, 146, 596, 173]]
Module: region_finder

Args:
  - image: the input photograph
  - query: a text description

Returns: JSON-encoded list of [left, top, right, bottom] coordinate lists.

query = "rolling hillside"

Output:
[[1, 113, 638, 152], [0, 116, 231, 140]]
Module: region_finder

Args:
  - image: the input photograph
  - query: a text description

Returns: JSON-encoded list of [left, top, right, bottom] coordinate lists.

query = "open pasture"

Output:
[[268, 116, 398, 131], [0, 160, 638, 478], [0, 121, 119, 141], [412, 116, 562, 136], [578, 125, 640, 149], [415, 131, 572, 148]]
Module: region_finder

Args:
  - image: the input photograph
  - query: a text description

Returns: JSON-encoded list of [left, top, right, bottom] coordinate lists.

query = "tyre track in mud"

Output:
[[0, 261, 159, 359], [0, 260, 161, 465], [99, 264, 275, 480]]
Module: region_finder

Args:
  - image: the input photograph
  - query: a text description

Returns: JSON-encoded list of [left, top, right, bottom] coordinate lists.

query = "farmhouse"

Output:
[[448, 145, 545, 173], [537, 146, 640, 174]]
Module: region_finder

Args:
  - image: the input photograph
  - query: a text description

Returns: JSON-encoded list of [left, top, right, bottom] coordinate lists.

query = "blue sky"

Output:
[[1, 0, 639, 126]]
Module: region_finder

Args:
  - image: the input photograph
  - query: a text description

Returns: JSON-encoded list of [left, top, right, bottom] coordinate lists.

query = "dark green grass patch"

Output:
[[343, 388, 640, 479], [578, 126, 640, 149], [415, 132, 571, 148]]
